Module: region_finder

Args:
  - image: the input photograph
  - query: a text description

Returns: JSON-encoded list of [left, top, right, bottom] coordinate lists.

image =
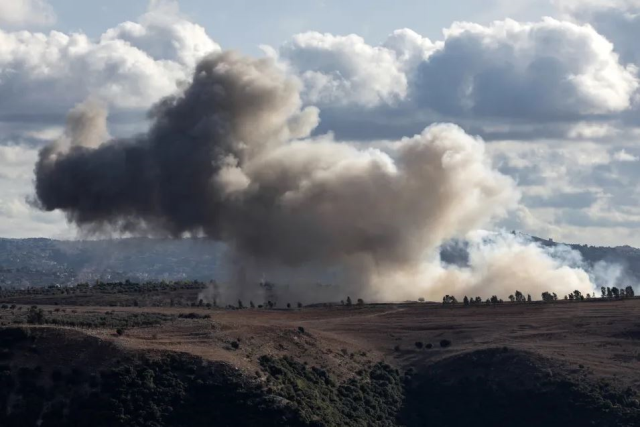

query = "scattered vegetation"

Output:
[[260, 355, 404, 427]]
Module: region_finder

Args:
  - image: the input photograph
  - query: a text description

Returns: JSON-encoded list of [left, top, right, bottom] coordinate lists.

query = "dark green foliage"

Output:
[[259, 355, 403, 427], [399, 348, 640, 427], [26, 307, 45, 325], [46, 311, 174, 329], [177, 313, 211, 320], [0, 331, 305, 427]]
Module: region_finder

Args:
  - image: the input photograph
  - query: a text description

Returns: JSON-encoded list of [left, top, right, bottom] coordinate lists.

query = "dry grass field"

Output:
[[2, 290, 640, 426]]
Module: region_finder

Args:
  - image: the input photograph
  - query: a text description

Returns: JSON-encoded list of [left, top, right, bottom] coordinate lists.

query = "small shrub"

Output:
[[426, 343, 433, 349], [230, 341, 240, 350], [298, 326, 306, 334], [415, 341, 424, 349], [440, 339, 452, 348], [116, 328, 125, 336]]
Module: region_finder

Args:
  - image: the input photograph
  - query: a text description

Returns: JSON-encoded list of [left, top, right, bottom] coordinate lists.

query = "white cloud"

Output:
[[280, 18, 638, 138], [0, 144, 70, 238], [0, 1, 220, 120], [613, 149, 639, 162], [0, 0, 56, 27], [279, 30, 436, 107], [101, 1, 220, 68], [414, 18, 638, 118], [556, 0, 640, 67]]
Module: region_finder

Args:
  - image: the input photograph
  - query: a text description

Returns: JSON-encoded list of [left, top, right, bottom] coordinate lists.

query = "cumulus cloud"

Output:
[[101, 0, 220, 68], [0, 144, 69, 238], [279, 29, 439, 108], [414, 18, 638, 119], [278, 18, 637, 142], [0, 0, 220, 122], [280, 32, 409, 107], [0, 0, 56, 27], [556, 0, 640, 67]]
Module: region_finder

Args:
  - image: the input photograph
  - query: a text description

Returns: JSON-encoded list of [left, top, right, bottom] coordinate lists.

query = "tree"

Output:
[[27, 307, 45, 325], [527, 294, 532, 302], [490, 295, 499, 304], [553, 293, 558, 301], [573, 290, 582, 301], [250, 301, 255, 309], [463, 296, 470, 306], [601, 287, 607, 298], [612, 287, 620, 299], [298, 302, 303, 308], [238, 300, 244, 309], [287, 303, 291, 309], [515, 290, 525, 303], [443, 295, 458, 305], [625, 286, 635, 298], [346, 297, 353, 307], [508, 295, 515, 302], [607, 287, 613, 298], [418, 298, 425, 303], [542, 292, 553, 302], [357, 298, 365, 305]]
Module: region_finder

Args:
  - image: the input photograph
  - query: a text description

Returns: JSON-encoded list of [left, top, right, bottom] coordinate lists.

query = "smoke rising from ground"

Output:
[[35, 50, 605, 302]]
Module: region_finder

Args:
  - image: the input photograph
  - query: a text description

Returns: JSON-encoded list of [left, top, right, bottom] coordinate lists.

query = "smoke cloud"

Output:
[[35, 50, 604, 302]]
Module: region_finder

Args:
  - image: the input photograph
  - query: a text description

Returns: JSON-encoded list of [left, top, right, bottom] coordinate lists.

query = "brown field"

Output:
[[3, 296, 640, 388]]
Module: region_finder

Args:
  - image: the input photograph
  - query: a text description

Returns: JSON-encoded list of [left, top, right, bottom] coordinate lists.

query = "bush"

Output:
[[230, 341, 240, 350], [415, 342, 424, 349], [298, 326, 305, 334], [440, 339, 452, 348], [426, 343, 433, 349], [26, 307, 45, 325], [116, 328, 125, 336]]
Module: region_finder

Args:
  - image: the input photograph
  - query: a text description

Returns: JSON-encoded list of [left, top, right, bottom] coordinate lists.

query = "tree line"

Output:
[[440, 286, 636, 306]]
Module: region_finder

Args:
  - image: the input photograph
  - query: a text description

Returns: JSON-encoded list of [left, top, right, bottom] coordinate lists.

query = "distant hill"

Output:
[[0, 238, 227, 288], [1, 235, 639, 288]]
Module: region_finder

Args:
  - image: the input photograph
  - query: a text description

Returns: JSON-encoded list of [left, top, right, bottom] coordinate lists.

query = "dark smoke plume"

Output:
[[35, 51, 526, 301]]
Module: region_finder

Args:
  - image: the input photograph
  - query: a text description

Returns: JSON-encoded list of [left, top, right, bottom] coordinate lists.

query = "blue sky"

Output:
[[46, 0, 556, 54]]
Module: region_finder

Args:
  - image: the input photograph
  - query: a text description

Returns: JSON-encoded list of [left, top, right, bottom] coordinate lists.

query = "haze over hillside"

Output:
[[1, 235, 638, 294], [0, 238, 227, 288]]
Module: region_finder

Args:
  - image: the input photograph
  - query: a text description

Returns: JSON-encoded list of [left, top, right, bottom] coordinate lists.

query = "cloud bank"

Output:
[[0, 0, 56, 27]]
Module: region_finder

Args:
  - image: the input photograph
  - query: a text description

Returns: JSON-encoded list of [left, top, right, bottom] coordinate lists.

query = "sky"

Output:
[[1, 0, 640, 248]]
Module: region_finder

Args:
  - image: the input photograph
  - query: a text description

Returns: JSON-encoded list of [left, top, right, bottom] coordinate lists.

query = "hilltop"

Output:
[[2, 235, 640, 289]]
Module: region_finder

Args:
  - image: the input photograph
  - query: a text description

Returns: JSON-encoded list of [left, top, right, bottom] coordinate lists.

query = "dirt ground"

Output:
[[6, 298, 639, 388]]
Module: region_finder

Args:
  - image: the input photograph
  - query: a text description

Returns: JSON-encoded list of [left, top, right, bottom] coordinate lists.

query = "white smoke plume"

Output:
[[34, 50, 606, 303]]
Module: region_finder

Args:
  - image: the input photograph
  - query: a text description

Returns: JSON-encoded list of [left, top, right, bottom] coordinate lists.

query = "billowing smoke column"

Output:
[[34, 51, 597, 302]]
